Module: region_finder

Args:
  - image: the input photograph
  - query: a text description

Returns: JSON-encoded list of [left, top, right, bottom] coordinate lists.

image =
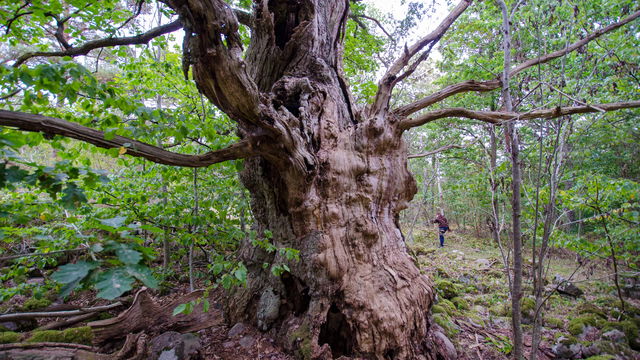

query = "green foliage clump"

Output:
[[431, 305, 447, 315], [576, 303, 607, 319], [451, 297, 469, 311], [0, 332, 21, 344], [544, 317, 564, 329], [489, 304, 510, 317], [26, 326, 93, 345], [584, 355, 615, 360], [520, 297, 535, 313], [435, 280, 461, 299], [20, 298, 52, 311], [586, 355, 616, 360], [437, 299, 457, 316], [567, 314, 602, 336]]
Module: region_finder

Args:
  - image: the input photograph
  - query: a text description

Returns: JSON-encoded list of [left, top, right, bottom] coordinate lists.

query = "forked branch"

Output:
[[0, 110, 255, 167], [369, 0, 473, 114], [14, 20, 183, 66], [399, 100, 640, 129], [395, 9, 640, 117]]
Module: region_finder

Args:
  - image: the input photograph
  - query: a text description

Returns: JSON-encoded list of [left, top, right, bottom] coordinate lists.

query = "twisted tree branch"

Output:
[[14, 20, 183, 66], [400, 100, 640, 129], [395, 9, 640, 117], [0, 110, 255, 167]]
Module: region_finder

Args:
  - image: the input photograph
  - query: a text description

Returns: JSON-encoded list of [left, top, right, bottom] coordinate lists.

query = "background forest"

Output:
[[0, 0, 638, 359]]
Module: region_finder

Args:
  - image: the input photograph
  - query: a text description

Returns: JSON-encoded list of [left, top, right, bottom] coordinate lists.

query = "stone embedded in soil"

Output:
[[603, 329, 627, 343], [554, 275, 584, 297], [433, 331, 457, 360], [149, 331, 202, 360], [228, 322, 247, 338], [239, 335, 256, 349]]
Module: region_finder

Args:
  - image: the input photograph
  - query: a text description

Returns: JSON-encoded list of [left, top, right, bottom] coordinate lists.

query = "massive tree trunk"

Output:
[[166, 0, 436, 358]]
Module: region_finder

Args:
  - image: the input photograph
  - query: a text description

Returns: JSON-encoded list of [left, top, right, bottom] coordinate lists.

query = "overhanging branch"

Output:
[[395, 9, 640, 117], [14, 20, 183, 66], [408, 144, 465, 159], [400, 100, 640, 129], [0, 110, 254, 167]]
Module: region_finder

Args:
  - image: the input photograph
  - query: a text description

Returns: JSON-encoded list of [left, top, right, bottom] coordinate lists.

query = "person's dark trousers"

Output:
[[439, 226, 449, 247]]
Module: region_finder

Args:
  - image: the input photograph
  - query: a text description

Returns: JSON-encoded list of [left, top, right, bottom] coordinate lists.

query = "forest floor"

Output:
[[2, 227, 639, 359], [408, 226, 640, 360]]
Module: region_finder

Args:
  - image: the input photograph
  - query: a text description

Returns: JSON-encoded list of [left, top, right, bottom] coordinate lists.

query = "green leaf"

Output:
[[99, 216, 128, 228], [173, 303, 187, 316], [111, 242, 142, 264], [125, 264, 159, 288], [95, 269, 134, 300], [60, 183, 87, 209], [51, 261, 98, 284], [234, 265, 247, 283]]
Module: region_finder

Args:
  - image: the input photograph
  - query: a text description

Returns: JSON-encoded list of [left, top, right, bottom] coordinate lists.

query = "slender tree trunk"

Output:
[[496, 1, 523, 358]]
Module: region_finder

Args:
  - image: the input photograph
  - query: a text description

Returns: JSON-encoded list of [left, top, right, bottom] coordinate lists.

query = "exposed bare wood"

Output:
[[0, 302, 123, 322], [0, 342, 94, 351], [167, 0, 261, 125], [400, 100, 640, 129], [0, 110, 256, 167], [38, 313, 100, 331], [89, 288, 221, 344], [13, 20, 183, 66], [395, 79, 501, 117], [408, 144, 464, 159], [369, 0, 473, 115], [395, 9, 640, 117]]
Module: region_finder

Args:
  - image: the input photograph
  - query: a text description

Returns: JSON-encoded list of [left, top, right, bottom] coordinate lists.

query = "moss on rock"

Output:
[[576, 303, 607, 319], [601, 320, 640, 350], [437, 299, 457, 316], [288, 322, 312, 360], [435, 280, 462, 299], [451, 297, 469, 311], [433, 313, 459, 339], [20, 298, 52, 312], [584, 355, 615, 360], [568, 314, 608, 335], [544, 317, 564, 329]]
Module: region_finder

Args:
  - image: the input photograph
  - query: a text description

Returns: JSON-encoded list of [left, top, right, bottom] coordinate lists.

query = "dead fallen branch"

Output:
[[89, 288, 221, 345], [0, 334, 148, 360], [0, 302, 122, 322], [37, 312, 99, 331]]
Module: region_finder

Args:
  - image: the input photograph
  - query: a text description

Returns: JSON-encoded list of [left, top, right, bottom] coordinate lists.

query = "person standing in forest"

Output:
[[433, 213, 449, 247]]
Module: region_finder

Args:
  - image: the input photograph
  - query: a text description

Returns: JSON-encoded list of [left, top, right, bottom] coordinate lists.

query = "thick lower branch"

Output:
[[14, 20, 183, 67], [0, 110, 254, 167], [400, 100, 640, 129]]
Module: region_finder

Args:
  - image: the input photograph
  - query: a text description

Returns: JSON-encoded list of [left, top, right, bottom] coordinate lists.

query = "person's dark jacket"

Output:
[[433, 214, 449, 228]]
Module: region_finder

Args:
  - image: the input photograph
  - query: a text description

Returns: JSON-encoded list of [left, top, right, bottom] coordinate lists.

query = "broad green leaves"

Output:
[[51, 261, 99, 284]]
